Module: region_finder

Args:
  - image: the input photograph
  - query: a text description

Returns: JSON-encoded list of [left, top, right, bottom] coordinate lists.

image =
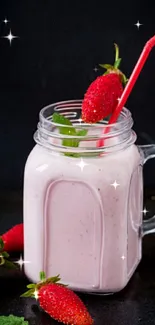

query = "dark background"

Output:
[[0, 0, 155, 191], [1, 3, 155, 324]]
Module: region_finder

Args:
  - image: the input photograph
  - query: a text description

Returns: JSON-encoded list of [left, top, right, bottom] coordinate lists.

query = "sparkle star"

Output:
[[3, 18, 9, 24], [15, 255, 31, 271], [111, 180, 120, 190], [135, 21, 143, 29], [121, 255, 126, 260], [78, 118, 82, 125], [34, 289, 39, 300], [3, 29, 18, 45], [117, 97, 121, 102], [76, 158, 88, 171], [142, 207, 149, 216], [94, 67, 98, 72]]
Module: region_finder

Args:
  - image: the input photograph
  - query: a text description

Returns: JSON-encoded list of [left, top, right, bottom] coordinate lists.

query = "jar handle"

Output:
[[138, 145, 155, 236]]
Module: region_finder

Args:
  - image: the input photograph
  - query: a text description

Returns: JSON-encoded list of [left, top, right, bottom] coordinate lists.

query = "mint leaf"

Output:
[[0, 315, 28, 324], [76, 129, 88, 136], [52, 113, 88, 157], [53, 112, 76, 135], [52, 112, 73, 135], [52, 112, 72, 126]]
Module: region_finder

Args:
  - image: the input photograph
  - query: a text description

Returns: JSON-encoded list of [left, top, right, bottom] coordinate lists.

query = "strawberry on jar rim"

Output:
[[82, 44, 128, 123]]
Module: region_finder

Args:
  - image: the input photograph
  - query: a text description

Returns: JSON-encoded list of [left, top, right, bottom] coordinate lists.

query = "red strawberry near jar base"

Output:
[[21, 271, 94, 325], [1, 223, 24, 252], [82, 44, 128, 123]]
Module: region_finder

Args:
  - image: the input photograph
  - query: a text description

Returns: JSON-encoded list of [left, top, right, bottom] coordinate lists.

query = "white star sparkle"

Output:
[[94, 67, 98, 72], [78, 118, 82, 125], [135, 21, 143, 29], [142, 207, 149, 216], [3, 18, 9, 24], [3, 29, 18, 45], [117, 97, 121, 102], [121, 255, 126, 260], [34, 289, 39, 300], [76, 158, 88, 171], [15, 255, 31, 271], [111, 180, 120, 190]]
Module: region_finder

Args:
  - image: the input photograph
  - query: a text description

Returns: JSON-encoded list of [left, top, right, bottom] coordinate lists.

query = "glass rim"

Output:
[[35, 99, 136, 154], [39, 99, 132, 130]]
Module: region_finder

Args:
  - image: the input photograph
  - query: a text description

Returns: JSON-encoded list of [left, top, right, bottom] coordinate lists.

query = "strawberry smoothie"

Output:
[[24, 112, 143, 293]]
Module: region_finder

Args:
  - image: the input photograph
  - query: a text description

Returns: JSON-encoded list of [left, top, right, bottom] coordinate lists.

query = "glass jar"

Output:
[[23, 99, 155, 294]]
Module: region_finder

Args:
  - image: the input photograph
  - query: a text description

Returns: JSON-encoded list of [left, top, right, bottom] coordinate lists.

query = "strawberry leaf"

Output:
[[40, 271, 46, 281], [21, 289, 35, 298], [121, 73, 128, 85], [4, 259, 18, 269], [0, 243, 18, 269], [0, 237, 4, 251], [99, 64, 114, 70], [0, 255, 5, 265], [99, 44, 127, 85], [26, 284, 36, 289], [2, 251, 9, 258], [46, 275, 61, 284], [21, 272, 63, 299]]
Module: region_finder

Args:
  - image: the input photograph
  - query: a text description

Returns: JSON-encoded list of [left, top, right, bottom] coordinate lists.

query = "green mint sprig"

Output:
[[0, 238, 18, 269], [52, 113, 87, 157], [0, 315, 28, 324]]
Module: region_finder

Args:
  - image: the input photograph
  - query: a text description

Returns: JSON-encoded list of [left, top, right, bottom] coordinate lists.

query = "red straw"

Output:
[[97, 35, 155, 147]]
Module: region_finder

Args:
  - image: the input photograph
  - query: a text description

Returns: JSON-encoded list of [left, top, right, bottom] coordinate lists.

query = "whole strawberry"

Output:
[[21, 272, 93, 325], [1, 223, 24, 252], [82, 44, 127, 123]]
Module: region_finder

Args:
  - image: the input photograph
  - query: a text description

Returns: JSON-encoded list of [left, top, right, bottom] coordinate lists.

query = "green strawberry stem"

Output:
[[21, 271, 64, 298], [0, 237, 18, 269], [114, 43, 119, 62], [99, 43, 128, 85]]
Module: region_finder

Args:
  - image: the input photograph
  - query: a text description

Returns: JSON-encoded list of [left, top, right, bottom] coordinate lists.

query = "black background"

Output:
[[1, 3, 155, 324], [0, 0, 155, 190]]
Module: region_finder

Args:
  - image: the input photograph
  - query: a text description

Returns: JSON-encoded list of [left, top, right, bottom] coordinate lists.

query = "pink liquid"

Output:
[[24, 144, 143, 293]]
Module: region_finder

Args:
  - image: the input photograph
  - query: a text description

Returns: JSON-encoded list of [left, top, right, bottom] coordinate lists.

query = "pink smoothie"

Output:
[[24, 143, 143, 293]]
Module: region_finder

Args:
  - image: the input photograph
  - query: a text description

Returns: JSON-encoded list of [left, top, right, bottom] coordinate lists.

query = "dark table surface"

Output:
[[1, 190, 155, 325]]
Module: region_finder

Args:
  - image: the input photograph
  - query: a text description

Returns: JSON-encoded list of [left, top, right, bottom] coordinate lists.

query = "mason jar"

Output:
[[23, 99, 155, 294]]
